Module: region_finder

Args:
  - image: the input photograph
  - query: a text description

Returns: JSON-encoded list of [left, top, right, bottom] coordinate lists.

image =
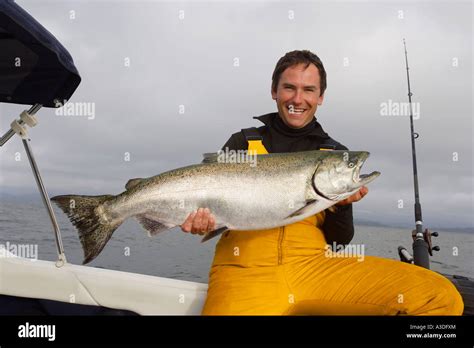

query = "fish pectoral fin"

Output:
[[202, 152, 219, 163], [200, 227, 229, 243], [125, 178, 145, 190], [285, 199, 319, 218], [135, 215, 171, 237]]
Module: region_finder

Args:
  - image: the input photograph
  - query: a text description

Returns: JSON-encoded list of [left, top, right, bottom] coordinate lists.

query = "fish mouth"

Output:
[[355, 171, 381, 186], [353, 154, 381, 187]]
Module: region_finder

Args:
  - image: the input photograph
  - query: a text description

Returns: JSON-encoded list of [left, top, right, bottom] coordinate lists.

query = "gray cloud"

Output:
[[1, 0, 472, 228]]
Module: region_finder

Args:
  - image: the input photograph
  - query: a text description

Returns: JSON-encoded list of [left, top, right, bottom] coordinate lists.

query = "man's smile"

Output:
[[287, 105, 308, 116]]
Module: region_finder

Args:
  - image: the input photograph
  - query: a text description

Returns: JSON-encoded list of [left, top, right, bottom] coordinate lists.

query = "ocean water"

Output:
[[0, 200, 472, 282]]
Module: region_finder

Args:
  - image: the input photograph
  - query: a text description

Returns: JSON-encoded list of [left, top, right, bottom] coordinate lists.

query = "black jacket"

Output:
[[221, 112, 354, 246]]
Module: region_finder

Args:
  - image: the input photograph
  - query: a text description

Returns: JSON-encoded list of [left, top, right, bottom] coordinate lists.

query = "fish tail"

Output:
[[51, 194, 120, 264]]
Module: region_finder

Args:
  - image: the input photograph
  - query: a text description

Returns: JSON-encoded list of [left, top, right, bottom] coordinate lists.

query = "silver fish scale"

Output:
[[104, 152, 328, 230]]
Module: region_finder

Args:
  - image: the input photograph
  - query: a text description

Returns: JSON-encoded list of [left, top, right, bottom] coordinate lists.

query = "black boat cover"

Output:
[[0, 0, 81, 108]]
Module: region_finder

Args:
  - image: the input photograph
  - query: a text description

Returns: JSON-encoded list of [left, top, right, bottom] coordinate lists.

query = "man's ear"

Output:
[[271, 88, 277, 100], [318, 93, 325, 105]]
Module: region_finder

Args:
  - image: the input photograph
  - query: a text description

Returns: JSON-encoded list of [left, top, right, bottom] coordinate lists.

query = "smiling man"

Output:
[[181, 50, 463, 316]]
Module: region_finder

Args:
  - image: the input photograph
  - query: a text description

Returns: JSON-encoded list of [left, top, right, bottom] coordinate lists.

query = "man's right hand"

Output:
[[180, 208, 216, 235]]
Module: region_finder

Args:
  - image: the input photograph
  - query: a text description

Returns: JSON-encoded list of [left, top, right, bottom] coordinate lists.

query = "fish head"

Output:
[[312, 151, 380, 202]]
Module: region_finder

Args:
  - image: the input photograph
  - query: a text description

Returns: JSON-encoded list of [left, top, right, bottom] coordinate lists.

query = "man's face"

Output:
[[271, 63, 324, 129]]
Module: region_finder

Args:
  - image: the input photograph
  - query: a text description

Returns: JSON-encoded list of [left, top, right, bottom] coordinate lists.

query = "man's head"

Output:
[[271, 50, 327, 129]]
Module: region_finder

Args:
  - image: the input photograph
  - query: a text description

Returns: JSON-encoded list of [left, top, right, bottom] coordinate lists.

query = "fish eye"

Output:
[[348, 162, 354, 168]]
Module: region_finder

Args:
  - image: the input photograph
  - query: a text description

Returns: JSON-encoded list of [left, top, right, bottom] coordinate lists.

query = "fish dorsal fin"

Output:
[[125, 178, 144, 190], [202, 152, 219, 163]]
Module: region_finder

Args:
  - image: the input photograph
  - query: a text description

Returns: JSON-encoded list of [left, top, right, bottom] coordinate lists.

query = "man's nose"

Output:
[[292, 89, 303, 104]]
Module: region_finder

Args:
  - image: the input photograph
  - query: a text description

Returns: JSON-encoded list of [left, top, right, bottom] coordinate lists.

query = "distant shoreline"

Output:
[[354, 223, 474, 235]]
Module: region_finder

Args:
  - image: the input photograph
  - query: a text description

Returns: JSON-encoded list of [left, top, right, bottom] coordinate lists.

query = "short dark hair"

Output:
[[271, 50, 327, 96]]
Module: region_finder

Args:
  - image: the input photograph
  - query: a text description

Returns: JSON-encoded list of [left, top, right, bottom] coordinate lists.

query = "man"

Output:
[[182, 50, 463, 315]]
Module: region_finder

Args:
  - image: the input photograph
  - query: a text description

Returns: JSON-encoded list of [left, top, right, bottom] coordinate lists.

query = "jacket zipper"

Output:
[[278, 226, 285, 265]]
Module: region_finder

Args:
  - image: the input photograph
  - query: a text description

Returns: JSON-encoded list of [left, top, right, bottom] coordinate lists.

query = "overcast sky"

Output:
[[0, 0, 472, 228]]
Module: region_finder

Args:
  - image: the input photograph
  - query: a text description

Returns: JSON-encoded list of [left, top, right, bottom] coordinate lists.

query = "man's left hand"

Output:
[[336, 186, 369, 206]]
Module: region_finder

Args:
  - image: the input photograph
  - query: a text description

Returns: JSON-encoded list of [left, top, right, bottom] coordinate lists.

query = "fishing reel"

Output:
[[398, 228, 440, 266], [412, 228, 440, 256]]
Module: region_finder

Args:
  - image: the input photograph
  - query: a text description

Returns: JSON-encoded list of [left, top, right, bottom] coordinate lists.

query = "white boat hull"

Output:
[[0, 248, 207, 315]]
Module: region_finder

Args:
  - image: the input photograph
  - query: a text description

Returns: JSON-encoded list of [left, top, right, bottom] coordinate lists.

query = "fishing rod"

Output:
[[398, 39, 439, 269]]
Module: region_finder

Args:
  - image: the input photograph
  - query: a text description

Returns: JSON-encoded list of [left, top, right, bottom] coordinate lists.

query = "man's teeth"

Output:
[[288, 107, 306, 114]]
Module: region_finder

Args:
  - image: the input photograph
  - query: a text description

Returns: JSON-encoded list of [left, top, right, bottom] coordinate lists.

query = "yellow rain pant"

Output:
[[202, 141, 464, 315]]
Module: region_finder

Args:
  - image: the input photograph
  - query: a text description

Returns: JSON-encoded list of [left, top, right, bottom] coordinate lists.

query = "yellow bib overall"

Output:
[[202, 141, 463, 315]]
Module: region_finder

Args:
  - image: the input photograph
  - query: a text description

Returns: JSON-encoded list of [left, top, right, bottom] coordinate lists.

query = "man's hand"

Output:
[[180, 208, 216, 235], [336, 186, 369, 206]]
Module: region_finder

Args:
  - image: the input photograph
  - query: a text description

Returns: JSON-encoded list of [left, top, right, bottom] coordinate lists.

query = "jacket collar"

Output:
[[253, 112, 330, 139]]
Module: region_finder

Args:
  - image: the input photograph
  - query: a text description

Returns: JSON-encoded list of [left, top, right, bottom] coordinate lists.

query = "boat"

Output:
[[0, 0, 472, 316], [0, 247, 206, 315]]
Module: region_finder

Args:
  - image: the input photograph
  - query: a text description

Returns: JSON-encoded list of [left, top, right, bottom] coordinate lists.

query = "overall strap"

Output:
[[241, 127, 268, 155], [319, 138, 338, 151]]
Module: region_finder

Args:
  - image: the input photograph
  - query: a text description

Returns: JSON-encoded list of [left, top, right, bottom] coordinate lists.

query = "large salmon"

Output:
[[52, 150, 380, 264]]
